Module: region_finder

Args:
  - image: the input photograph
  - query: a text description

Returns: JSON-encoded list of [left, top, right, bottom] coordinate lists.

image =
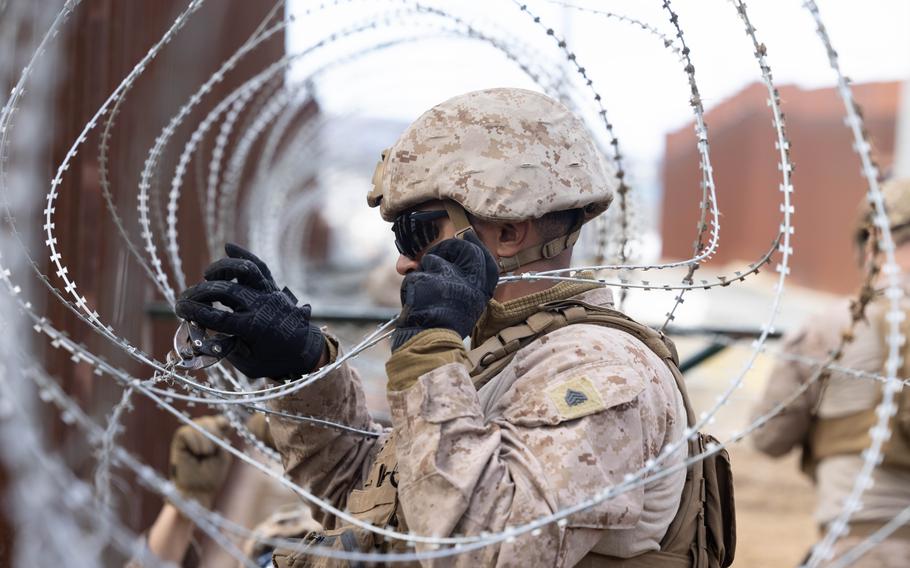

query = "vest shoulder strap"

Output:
[[467, 298, 734, 567], [467, 298, 695, 427]]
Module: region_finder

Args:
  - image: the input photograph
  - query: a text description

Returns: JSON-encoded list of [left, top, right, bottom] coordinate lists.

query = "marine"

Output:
[[177, 88, 734, 566], [752, 178, 910, 567]]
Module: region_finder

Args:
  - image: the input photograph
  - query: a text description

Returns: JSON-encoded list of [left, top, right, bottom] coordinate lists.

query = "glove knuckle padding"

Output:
[[179, 250, 322, 379], [182, 427, 212, 456], [204, 257, 275, 292], [170, 417, 232, 506], [226, 243, 277, 286], [181, 280, 258, 312], [250, 296, 282, 329], [235, 285, 260, 308], [222, 291, 322, 379], [417, 252, 449, 275], [277, 308, 307, 338], [394, 233, 500, 350]]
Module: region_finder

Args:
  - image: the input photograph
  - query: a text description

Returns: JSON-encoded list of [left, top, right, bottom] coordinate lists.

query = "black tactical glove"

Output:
[[392, 232, 499, 351], [175, 244, 324, 380]]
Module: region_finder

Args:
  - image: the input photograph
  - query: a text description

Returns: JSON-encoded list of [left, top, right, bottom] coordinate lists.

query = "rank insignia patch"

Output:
[[547, 376, 605, 421], [565, 389, 588, 406]]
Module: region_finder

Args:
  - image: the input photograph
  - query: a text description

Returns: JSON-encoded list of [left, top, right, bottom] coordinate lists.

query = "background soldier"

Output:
[[752, 178, 910, 567], [131, 414, 317, 568], [177, 88, 733, 566], [129, 415, 232, 567]]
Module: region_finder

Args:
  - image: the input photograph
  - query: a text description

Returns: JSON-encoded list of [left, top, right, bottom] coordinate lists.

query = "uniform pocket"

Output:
[[271, 529, 369, 568], [346, 488, 397, 527], [702, 434, 736, 567]]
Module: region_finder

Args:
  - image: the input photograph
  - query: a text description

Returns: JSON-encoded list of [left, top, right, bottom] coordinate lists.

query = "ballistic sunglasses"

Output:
[[392, 209, 448, 259]]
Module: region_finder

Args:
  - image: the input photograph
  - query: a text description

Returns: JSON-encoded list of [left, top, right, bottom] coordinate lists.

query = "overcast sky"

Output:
[[287, 0, 909, 166], [284, 0, 910, 264]]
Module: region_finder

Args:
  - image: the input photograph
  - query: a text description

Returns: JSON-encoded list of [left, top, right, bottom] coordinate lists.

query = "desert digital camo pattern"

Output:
[[367, 88, 617, 223], [880, 178, 910, 228], [267, 345, 384, 530], [855, 177, 910, 244], [268, 288, 687, 567], [752, 290, 910, 559]]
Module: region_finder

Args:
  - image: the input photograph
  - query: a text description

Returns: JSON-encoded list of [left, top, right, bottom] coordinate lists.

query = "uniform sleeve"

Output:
[[386, 326, 676, 567], [751, 325, 823, 457], [267, 335, 383, 527]]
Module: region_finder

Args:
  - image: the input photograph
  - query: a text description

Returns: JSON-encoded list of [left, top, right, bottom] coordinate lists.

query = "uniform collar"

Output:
[[471, 275, 612, 346]]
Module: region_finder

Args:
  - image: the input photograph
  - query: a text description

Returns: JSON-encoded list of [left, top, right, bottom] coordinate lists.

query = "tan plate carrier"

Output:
[[273, 299, 736, 568]]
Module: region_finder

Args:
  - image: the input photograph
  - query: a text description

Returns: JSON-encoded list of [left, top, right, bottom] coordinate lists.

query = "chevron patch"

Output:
[[565, 389, 588, 407], [547, 376, 605, 421]]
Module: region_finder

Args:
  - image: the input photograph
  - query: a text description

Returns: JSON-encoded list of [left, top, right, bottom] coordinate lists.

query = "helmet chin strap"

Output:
[[443, 200, 474, 239], [442, 201, 581, 274]]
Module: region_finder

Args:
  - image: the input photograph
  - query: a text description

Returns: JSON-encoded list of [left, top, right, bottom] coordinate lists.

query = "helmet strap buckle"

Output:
[[498, 223, 582, 274], [441, 201, 583, 275], [443, 201, 475, 239]]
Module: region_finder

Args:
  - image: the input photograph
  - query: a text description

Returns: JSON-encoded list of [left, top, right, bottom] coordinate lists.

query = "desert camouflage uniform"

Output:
[[368, 88, 615, 225], [752, 292, 910, 568], [267, 88, 688, 566], [268, 284, 688, 567], [366, 88, 616, 276], [754, 178, 910, 567]]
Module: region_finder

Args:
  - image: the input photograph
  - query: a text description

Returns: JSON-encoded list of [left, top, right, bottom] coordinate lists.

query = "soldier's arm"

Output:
[[268, 336, 384, 527], [174, 244, 384, 521], [751, 327, 819, 457], [386, 325, 669, 567]]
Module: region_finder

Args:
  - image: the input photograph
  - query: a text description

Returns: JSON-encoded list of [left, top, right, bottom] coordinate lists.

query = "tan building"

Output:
[[661, 81, 900, 294]]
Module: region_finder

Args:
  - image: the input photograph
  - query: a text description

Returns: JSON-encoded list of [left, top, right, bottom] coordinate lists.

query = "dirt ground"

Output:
[[680, 337, 821, 568], [728, 446, 817, 567]]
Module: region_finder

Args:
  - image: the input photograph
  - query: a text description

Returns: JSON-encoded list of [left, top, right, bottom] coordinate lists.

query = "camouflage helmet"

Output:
[[367, 88, 618, 272], [855, 178, 910, 252]]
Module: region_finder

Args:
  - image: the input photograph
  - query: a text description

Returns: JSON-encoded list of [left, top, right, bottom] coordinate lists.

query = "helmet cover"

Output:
[[368, 88, 617, 224]]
